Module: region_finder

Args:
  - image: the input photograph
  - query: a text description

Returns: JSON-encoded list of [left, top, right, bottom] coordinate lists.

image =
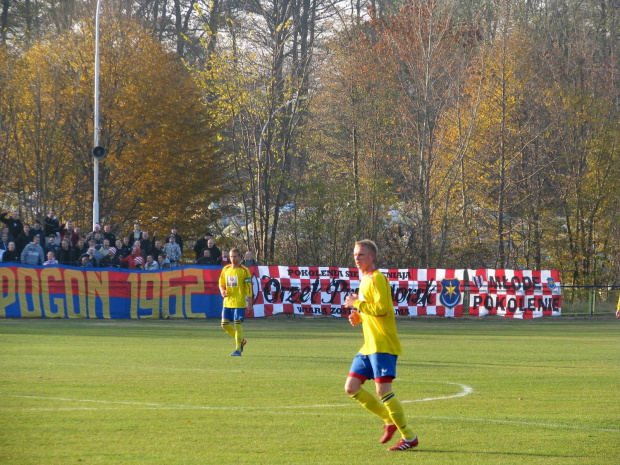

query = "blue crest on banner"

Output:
[[439, 278, 461, 309], [547, 277, 556, 290]]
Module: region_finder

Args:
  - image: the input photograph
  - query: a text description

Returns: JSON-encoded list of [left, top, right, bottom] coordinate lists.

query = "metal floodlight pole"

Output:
[[93, 0, 102, 231]]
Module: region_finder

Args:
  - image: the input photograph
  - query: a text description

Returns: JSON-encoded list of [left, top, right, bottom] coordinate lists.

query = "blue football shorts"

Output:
[[222, 307, 246, 322], [348, 353, 398, 382]]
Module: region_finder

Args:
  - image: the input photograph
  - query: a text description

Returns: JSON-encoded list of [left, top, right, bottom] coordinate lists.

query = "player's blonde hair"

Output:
[[355, 239, 378, 256]]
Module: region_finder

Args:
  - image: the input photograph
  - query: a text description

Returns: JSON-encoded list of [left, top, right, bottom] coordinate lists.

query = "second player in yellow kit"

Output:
[[218, 248, 253, 356]]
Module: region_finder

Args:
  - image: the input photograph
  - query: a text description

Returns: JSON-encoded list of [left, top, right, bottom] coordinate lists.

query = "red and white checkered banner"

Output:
[[467, 269, 561, 318], [249, 266, 465, 318]]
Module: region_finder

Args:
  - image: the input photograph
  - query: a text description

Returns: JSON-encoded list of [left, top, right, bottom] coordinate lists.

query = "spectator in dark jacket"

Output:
[[196, 249, 218, 265], [100, 247, 121, 268], [15, 224, 34, 255], [57, 238, 74, 265], [44, 209, 61, 242], [0, 211, 24, 241], [206, 238, 222, 265], [193, 232, 213, 261], [102, 224, 116, 245], [1, 242, 20, 263], [170, 226, 183, 250], [0, 232, 9, 251]]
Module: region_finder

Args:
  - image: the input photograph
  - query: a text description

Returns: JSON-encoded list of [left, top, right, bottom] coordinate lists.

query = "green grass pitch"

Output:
[[0, 316, 618, 464]]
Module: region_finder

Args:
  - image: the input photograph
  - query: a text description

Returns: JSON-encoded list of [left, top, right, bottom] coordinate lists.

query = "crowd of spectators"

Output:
[[0, 210, 259, 269]]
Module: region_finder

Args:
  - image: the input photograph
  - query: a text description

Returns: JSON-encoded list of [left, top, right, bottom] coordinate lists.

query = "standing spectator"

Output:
[[20, 236, 45, 265], [75, 237, 88, 257], [86, 224, 103, 242], [1, 242, 20, 263], [31, 219, 44, 240], [43, 209, 61, 243], [221, 250, 230, 265], [144, 255, 159, 270], [242, 250, 259, 267], [152, 239, 164, 261], [86, 247, 100, 267], [100, 247, 121, 268], [170, 226, 183, 251], [121, 245, 141, 269], [206, 238, 222, 264], [60, 221, 79, 245], [128, 222, 142, 247], [15, 224, 35, 255], [163, 235, 182, 267], [98, 239, 111, 261], [79, 254, 96, 268], [44, 235, 59, 256], [196, 249, 218, 265], [343, 239, 417, 451], [139, 231, 153, 261], [157, 253, 171, 269], [118, 237, 132, 268], [57, 239, 74, 265], [134, 256, 144, 270], [0, 232, 9, 251], [219, 248, 252, 356], [43, 251, 58, 266], [102, 224, 116, 245], [91, 231, 104, 247], [0, 210, 24, 241], [193, 231, 212, 261]]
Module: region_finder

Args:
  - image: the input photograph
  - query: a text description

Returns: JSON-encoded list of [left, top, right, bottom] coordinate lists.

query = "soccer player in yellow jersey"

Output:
[[218, 248, 253, 356], [344, 239, 418, 451]]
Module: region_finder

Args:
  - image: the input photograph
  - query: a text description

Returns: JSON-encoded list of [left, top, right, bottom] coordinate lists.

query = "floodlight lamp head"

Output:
[[92, 146, 107, 159]]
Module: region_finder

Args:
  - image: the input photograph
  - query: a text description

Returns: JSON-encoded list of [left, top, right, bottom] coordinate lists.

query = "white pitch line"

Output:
[[402, 382, 473, 402], [1, 391, 617, 433], [414, 415, 619, 433], [2, 382, 470, 412]]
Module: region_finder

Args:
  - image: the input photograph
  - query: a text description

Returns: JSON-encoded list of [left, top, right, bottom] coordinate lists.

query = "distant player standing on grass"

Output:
[[219, 248, 253, 356], [344, 239, 418, 451]]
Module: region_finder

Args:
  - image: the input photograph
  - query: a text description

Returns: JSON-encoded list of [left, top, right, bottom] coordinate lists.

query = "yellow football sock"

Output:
[[221, 321, 235, 338], [381, 391, 415, 439], [351, 388, 391, 423], [233, 320, 244, 350]]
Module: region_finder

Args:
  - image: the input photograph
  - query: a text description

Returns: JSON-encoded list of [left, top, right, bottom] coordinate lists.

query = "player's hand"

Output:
[[344, 293, 358, 308], [220, 289, 227, 297], [349, 309, 361, 327]]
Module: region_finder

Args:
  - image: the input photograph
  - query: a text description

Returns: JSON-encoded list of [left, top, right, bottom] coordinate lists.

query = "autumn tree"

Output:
[[1, 16, 224, 233], [198, 0, 329, 263], [362, 0, 479, 268]]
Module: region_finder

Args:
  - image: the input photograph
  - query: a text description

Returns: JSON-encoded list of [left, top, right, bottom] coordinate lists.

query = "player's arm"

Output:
[[218, 269, 227, 297], [244, 268, 253, 308], [354, 274, 389, 317]]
